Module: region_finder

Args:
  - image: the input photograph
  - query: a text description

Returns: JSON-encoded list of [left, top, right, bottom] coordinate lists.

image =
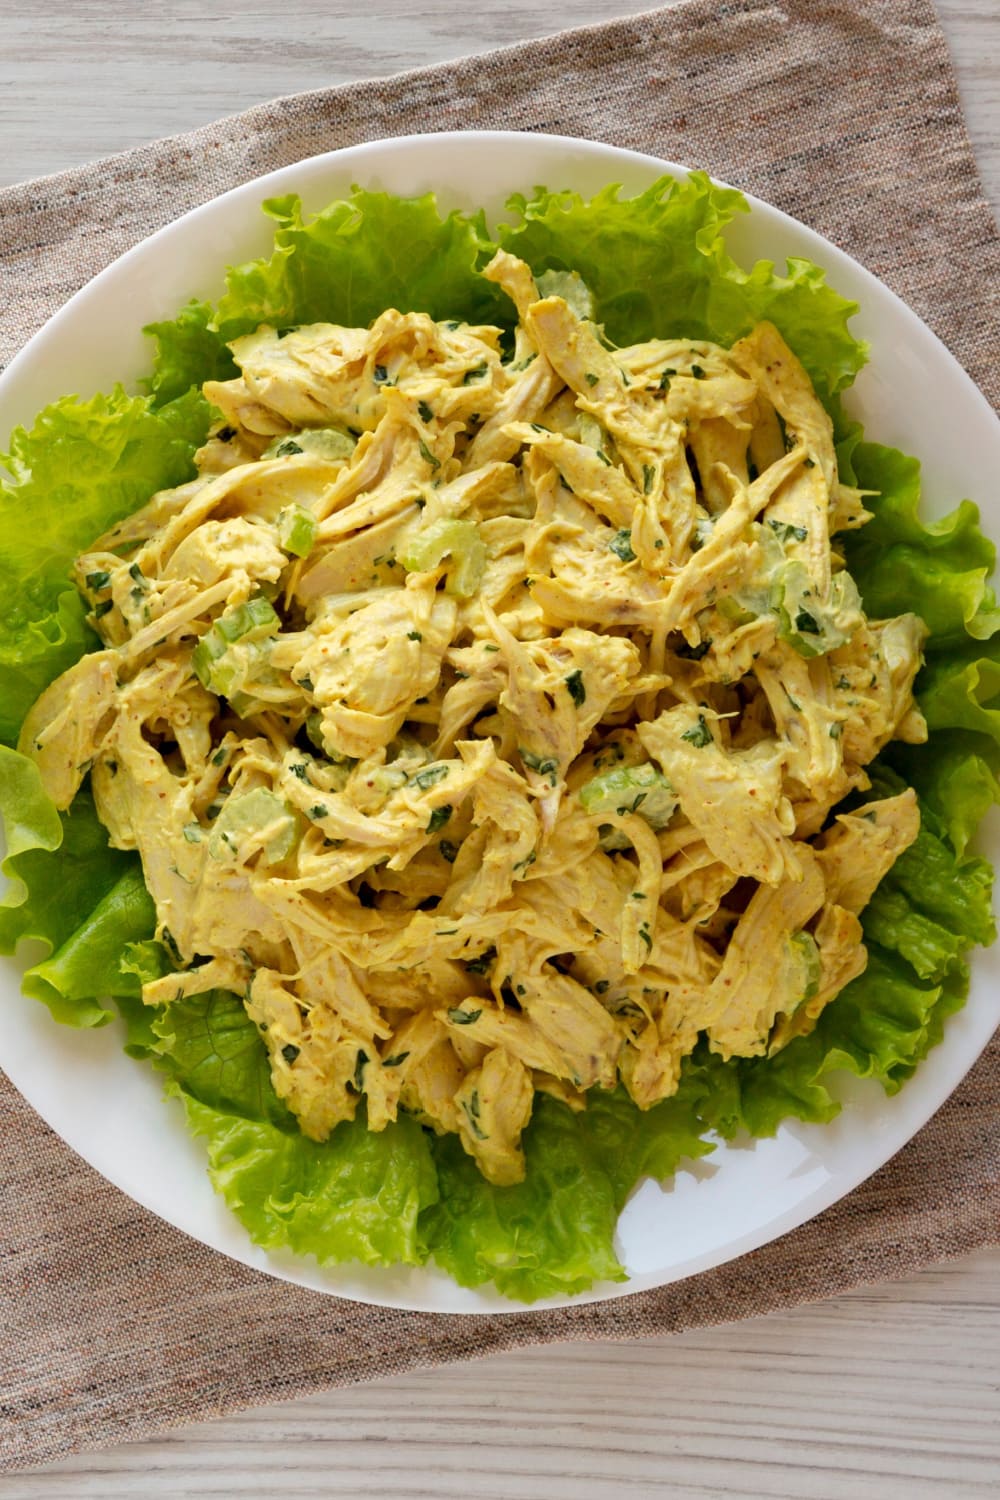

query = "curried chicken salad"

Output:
[[2, 176, 996, 1299], [19, 248, 929, 1187]]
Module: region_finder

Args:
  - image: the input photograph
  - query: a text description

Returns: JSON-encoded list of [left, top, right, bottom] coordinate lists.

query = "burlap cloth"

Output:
[[1, 0, 998, 1474]]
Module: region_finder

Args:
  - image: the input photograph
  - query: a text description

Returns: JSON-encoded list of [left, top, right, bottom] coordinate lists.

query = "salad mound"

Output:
[[1, 175, 998, 1301]]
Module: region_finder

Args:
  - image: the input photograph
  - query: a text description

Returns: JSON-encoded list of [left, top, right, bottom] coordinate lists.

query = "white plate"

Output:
[[2, 131, 999, 1315]]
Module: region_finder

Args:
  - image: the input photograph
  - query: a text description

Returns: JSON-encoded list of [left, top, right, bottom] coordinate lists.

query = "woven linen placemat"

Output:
[[1, 0, 999, 1473]]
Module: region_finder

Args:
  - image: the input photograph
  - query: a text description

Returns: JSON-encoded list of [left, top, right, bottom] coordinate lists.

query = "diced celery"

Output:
[[305, 712, 326, 752], [579, 763, 677, 830], [578, 412, 606, 453], [207, 788, 300, 865], [191, 632, 227, 686], [216, 596, 280, 644], [772, 564, 862, 659], [789, 930, 822, 1004], [717, 596, 757, 626], [371, 764, 410, 794], [264, 426, 356, 462], [226, 686, 268, 719], [192, 598, 281, 697], [277, 504, 318, 558], [400, 519, 486, 599]]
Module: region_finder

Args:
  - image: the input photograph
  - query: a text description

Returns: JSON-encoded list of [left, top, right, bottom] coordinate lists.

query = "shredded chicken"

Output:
[[19, 257, 927, 1185]]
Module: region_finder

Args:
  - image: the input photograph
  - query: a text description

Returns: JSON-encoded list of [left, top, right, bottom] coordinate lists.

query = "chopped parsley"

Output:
[[565, 669, 586, 707], [680, 714, 712, 748], [461, 1090, 487, 1140], [464, 948, 496, 975], [427, 805, 453, 833], [675, 638, 711, 661], [519, 748, 559, 785], [415, 765, 450, 790], [768, 519, 808, 544], [608, 529, 636, 563]]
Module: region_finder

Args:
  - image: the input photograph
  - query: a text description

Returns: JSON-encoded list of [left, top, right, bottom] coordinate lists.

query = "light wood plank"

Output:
[[1, 1, 997, 212], [5, 1250, 999, 1499]]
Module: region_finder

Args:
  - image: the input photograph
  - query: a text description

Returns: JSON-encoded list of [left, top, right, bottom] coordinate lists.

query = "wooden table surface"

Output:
[[1, 3, 999, 1496]]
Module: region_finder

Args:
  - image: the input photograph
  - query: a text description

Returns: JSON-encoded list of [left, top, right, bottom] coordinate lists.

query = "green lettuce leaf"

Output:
[[420, 1079, 713, 1301], [918, 653, 1000, 755], [150, 989, 297, 1130], [0, 744, 62, 908], [497, 175, 867, 400], [179, 1090, 438, 1269], [860, 884, 965, 981], [116, 988, 438, 1270], [0, 386, 210, 740], [0, 747, 137, 936], [571, 1077, 714, 1210], [213, 191, 509, 343], [422, 1096, 625, 1300], [20, 866, 155, 1026], [0, 755, 144, 1024], [843, 442, 1000, 645], [142, 300, 238, 407], [887, 739, 999, 857]]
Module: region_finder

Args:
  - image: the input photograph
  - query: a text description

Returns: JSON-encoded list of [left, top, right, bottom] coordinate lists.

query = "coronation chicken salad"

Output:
[[19, 251, 928, 1186]]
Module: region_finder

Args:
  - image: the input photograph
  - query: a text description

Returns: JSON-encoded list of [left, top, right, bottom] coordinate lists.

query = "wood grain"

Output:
[[0, 2, 998, 1495], [1, 1, 997, 210], [4, 1250, 999, 1499]]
